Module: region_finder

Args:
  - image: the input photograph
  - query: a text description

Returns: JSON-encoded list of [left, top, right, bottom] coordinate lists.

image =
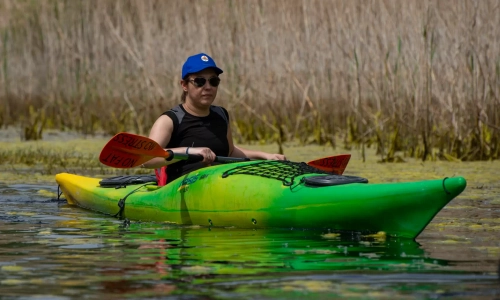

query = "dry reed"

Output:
[[0, 0, 499, 161]]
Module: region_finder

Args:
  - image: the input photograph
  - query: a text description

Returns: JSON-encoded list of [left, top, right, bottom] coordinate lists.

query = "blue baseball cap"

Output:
[[181, 53, 223, 79]]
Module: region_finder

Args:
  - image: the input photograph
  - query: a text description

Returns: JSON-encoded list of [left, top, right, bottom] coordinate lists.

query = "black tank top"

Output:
[[162, 104, 230, 183]]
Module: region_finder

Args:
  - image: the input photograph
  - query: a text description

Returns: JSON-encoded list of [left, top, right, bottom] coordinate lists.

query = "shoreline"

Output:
[[0, 127, 111, 143]]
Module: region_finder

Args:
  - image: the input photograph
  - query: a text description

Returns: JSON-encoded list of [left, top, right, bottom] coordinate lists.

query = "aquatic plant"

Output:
[[0, 0, 499, 161]]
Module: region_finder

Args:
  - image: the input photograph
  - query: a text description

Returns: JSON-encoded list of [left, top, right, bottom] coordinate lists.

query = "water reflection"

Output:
[[0, 183, 499, 299], [33, 221, 450, 298]]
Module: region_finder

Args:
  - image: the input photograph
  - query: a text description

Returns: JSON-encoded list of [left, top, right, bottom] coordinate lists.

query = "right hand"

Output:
[[265, 153, 287, 161], [187, 147, 216, 164]]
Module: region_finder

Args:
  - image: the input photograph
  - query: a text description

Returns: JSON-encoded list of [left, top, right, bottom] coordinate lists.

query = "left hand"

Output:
[[265, 153, 287, 160]]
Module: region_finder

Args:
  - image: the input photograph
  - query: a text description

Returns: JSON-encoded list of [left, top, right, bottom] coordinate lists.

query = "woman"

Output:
[[142, 53, 286, 183]]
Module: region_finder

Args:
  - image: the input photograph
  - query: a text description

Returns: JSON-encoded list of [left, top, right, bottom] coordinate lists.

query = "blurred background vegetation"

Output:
[[0, 0, 499, 162]]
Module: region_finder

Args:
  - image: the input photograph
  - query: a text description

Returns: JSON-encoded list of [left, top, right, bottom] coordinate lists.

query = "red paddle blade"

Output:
[[307, 154, 351, 175], [99, 148, 151, 168], [99, 132, 169, 168]]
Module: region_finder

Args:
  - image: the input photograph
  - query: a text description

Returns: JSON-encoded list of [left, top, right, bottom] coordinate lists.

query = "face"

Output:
[[181, 68, 220, 107]]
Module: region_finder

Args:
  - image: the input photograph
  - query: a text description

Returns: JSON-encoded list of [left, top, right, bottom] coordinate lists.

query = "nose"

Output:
[[202, 81, 214, 89]]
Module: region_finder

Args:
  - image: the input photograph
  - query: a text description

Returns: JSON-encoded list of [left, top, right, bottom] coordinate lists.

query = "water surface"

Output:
[[0, 143, 499, 299]]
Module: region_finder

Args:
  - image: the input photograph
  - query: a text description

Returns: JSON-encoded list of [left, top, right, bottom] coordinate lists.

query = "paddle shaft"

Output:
[[100, 132, 349, 173], [170, 152, 251, 164], [99, 133, 251, 168]]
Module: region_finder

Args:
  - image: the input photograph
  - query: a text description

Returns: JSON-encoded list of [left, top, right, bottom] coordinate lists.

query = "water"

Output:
[[0, 176, 499, 299], [1, 139, 500, 299]]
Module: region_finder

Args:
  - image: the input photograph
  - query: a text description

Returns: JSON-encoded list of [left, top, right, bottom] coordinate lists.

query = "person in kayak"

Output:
[[141, 53, 286, 184]]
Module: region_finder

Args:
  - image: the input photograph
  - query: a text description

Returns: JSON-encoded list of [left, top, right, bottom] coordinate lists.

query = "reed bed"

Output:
[[0, 138, 150, 177], [0, 0, 499, 161]]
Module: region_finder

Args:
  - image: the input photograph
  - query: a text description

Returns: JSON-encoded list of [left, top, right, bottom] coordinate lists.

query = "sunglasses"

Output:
[[188, 77, 221, 88]]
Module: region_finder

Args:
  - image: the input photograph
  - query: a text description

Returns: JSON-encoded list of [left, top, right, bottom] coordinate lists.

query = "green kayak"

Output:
[[55, 160, 466, 239]]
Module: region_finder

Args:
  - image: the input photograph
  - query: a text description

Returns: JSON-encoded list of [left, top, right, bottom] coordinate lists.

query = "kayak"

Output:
[[55, 160, 467, 239]]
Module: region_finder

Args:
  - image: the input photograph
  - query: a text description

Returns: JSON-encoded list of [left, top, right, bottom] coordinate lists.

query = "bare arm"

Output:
[[142, 115, 217, 168], [142, 115, 180, 168], [227, 124, 286, 160]]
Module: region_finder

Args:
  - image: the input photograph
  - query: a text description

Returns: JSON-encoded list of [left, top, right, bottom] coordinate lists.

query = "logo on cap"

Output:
[[201, 55, 209, 62]]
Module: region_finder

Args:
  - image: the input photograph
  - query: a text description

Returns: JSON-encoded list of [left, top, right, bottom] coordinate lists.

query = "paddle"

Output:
[[99, 132, 250, 169], [99, 132, 351, 174], [307, 154, 351, 175]]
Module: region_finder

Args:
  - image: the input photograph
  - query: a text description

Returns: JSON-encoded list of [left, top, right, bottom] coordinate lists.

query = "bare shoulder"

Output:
[[152, 114, 174, 128], [149, 115, 174, 147]]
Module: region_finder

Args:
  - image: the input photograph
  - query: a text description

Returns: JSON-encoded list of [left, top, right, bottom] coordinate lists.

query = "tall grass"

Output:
[[0, 0, 499, 161]]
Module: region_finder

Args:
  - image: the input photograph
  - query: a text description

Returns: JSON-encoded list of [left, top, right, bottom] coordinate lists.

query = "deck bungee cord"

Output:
[[222, 160, 368, 188]]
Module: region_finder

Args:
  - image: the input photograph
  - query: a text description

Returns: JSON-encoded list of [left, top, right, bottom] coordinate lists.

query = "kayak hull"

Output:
[[55, 161, 466, 239]]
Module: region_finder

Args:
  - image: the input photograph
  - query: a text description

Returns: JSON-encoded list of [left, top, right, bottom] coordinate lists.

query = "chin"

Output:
[[199, 97, 215, 106]]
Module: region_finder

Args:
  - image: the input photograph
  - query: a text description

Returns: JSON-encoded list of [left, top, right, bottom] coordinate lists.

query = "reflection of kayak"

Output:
[[55, 160, 466, 239]]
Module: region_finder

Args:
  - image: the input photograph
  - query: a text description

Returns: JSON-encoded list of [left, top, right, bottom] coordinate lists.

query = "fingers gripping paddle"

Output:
[[307, 154, 351, 175], [99, 132, 250, 169]]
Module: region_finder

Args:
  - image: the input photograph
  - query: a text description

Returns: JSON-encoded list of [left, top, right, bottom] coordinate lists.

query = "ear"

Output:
[[180, 79, 188, 91]]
